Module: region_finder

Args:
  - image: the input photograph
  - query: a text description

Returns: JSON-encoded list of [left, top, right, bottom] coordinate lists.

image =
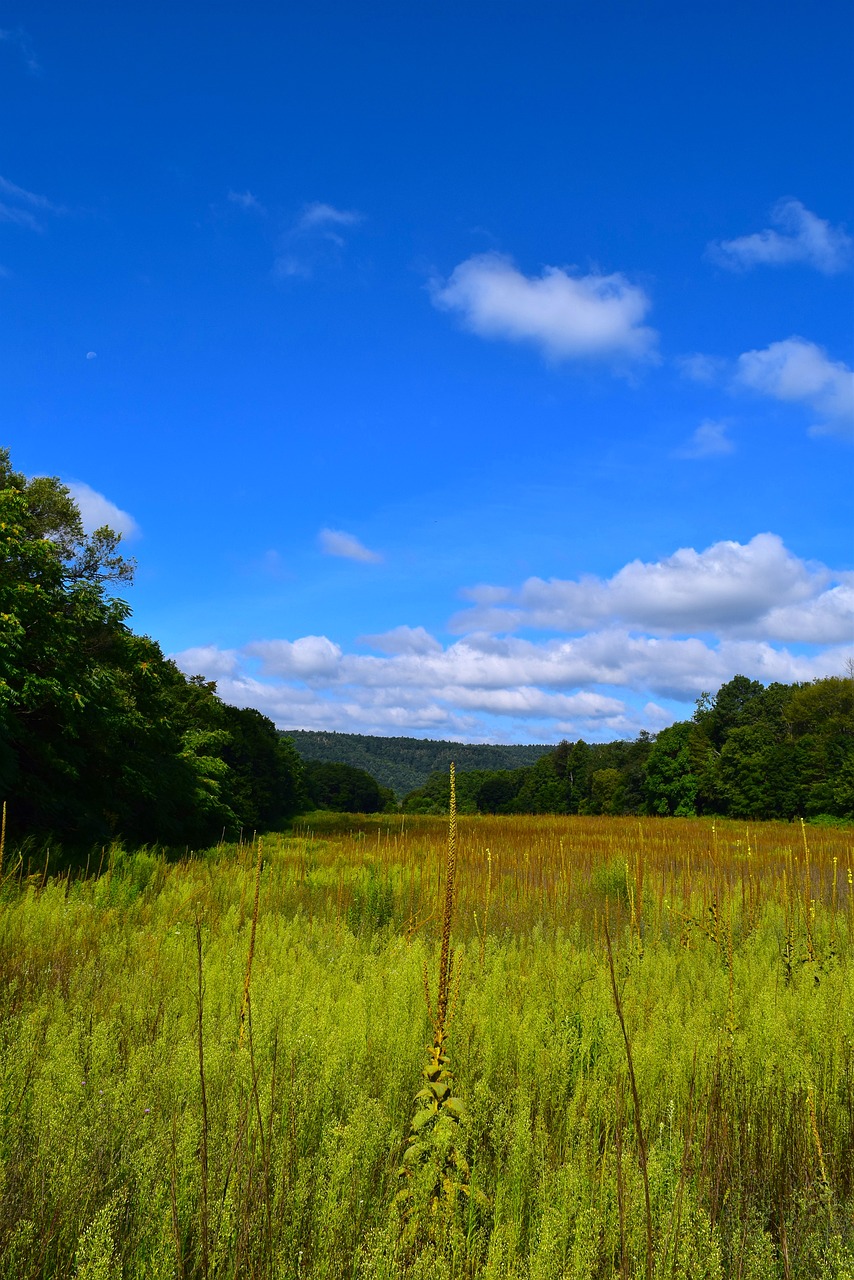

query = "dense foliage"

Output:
[[403, 675, 854, 820], [302, 759, 396, 814], [284, 729, 552, 797], [2, 816, 853, 1278], [0, 449, 305, 849]]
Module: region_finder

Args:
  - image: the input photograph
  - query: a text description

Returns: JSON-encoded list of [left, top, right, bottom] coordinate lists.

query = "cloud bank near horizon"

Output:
[[172, 533, 854, 743]]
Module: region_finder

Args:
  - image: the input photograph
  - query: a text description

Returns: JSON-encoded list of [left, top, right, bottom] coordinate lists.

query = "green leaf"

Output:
[[410, 1107, 437, 1132]]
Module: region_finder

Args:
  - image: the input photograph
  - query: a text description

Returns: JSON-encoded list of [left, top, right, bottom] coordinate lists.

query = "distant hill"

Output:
[[281, 730, 553, 798]]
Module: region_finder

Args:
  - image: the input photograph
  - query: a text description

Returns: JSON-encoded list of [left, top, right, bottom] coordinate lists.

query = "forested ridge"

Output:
[[283, 729, 552, 797]]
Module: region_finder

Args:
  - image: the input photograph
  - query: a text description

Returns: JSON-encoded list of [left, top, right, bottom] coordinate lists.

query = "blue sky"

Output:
[[4, 1, 853, 742]]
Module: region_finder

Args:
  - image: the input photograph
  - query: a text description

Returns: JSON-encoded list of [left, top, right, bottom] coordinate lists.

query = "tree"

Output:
[[0, 449, 145, 841], [514, 752, 572, 813], [784, 676, 854, 817], [0, 448, 309, 849], [695, 675, 766, 749], [222, 709, 306, 830], [303, 760, 395, 813], [475, 772, 520, 814], [589, 767, 624, 815], [643, 722, 700, 816]]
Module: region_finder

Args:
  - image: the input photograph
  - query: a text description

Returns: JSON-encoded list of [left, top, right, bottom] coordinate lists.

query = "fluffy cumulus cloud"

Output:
[[172, 534, 853, 743], [66, 481, 140, 539], [318, 527, 382, 563], [710, 199, 852, 275], [735, 337, 854, 437], [431, 253, 657, 363], [246, 635, 344, 680], [175, 645, 239, 680], [452, 534, 849, 640]]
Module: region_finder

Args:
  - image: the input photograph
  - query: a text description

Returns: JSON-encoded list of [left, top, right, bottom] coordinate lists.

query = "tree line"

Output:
[[402, 672, 854, 820]]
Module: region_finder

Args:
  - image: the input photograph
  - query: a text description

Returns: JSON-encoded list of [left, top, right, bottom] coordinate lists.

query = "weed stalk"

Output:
[[605, 919, 653, 1280]]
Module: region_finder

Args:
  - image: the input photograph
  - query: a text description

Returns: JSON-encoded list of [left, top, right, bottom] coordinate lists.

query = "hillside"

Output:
[[281, 730, 553, 797]]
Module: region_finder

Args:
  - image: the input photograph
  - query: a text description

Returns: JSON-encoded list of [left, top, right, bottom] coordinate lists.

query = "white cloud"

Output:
[[246, 635, 343, 679], [360, 625, 443, 655], [172, 619, 853, 743], [297, 202, 362, 231], [318, 527, 382, 563], [431, 252, 658, 363], [711, 199, 852, 275], [447, 685, 626, 720], [735, 337, 854, 437], [761, 584, 854, 645], [676, 420, 734, 459], [452, 534, 849, 642], [173, 646, 239, 680], [67, 481, 140, 539]]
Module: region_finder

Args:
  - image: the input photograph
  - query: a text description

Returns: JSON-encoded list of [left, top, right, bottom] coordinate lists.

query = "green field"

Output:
[[2, 812, 853, 1278]]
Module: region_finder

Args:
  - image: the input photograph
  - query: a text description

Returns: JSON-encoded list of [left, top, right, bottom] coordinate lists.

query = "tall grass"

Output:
[[0, 815, 852, 1277]]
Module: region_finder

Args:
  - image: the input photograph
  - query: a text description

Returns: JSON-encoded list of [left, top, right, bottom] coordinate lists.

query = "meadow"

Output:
[[1, 808, 853, 1279]]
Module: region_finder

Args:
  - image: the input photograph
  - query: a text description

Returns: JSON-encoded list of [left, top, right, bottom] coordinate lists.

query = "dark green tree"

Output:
[[222, 709, 306, 830], [643, 721, 701, 816], [303, 760, 395, 813], [475, 771, 521, 813], [0, 448, 150, 842], [0, 448, 308, 849], [784, 676, 854, 817]]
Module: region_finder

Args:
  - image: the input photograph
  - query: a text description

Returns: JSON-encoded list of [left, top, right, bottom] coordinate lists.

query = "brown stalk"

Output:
[[194, 914, 210, 1279], [238, 838, 263, 1046], [615, 1079, 629, 1280], [435, 763, 457, 1037], [170, 1113, 185, 1277], [604, 919, 653, 1280], [479, 848, 492, 969]]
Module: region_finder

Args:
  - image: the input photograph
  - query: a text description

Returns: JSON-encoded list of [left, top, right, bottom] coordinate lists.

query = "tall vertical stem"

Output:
[[436, 763, 457, 1036]]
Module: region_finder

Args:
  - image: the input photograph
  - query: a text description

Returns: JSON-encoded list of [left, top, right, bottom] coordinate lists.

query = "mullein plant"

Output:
[[396, 764, 477, 1250]]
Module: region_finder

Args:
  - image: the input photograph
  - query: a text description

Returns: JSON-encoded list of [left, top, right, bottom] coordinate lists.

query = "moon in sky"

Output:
[[86, 351, 97, 359]]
